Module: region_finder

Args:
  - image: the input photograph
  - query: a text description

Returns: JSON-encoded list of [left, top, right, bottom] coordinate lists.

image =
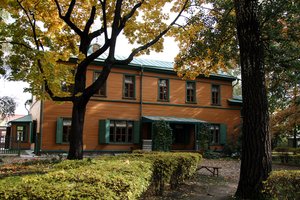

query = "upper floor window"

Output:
[[158, 79, 169, 101], [210, 124, 220, 144], [211, 85, 220, 105], [123, 75, 135, 98], [16, 125, 26, 142], [186, 81, 196, 103], [94, 72, 106, 97], [109, 120, 133, 143]]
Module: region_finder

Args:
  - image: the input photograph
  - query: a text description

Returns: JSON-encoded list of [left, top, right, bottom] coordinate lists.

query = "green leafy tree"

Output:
[[0, 0, 189, 159], [173, 0, 299, 198], [196, 123, 210, 151], [153, 121, 173, 152], [0, 96, 16, 119]]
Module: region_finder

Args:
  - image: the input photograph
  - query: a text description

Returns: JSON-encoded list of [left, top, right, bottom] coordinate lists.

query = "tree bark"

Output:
[[67, 99, 87, 159], [234, 0, 272, 199]]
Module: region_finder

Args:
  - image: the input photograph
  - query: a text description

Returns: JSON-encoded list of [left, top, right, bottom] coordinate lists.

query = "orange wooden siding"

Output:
[[36, 64, 241, 152]]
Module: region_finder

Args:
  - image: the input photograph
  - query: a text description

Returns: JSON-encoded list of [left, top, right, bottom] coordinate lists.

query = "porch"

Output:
[[141, 116, 206, 151]]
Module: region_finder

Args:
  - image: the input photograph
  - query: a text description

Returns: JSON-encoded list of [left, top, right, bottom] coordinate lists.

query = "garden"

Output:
[[0, 151, 299, 200]]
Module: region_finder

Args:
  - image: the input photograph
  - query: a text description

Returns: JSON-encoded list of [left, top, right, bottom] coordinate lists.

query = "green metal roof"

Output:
[[142, 116, 206, 124], [9, 114, 32, 123], [91, 53, 237, 81]]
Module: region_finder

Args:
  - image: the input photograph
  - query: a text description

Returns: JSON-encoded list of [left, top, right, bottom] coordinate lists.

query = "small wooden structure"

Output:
[[197, 165, 221, 176]]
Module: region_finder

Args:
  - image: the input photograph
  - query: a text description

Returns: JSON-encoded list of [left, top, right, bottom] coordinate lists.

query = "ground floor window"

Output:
[[16, 125, 26, 142], [210, 124, 220, 144], [62, 119, 72, 143], [109, 120, 133, 143], [56, 117, 71, 144]]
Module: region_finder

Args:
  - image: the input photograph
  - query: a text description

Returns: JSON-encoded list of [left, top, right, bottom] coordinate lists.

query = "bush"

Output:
[[152, 121, 173, 151], [0, 152, 201, 199], [272, 154, 300, 165], [0, 159, 152, 200], [273, 147, 299, 154], [263, 170, 300, 200], [112, 152, 201, 195], [203, 150, 222, 159]]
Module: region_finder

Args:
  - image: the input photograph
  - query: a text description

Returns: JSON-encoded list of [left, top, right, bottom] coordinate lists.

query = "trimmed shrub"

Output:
[[263, 170, 300, 200], [114, 152, 201, 195], [272, 153, 300, 164], [0, 152, 201, 199], [203, 150, 222, 159], [0, 159, 152, 200], [273, 147, 299, 154]]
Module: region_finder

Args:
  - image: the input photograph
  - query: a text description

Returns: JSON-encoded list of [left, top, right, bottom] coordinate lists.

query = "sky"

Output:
[[0, 36, 180, 115]]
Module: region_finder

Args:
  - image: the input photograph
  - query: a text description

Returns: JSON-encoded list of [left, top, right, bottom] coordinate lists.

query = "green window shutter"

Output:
[[220, 124, 227, 145], [56, 117, 63, 144], [133, 121, 140, 144], [99, 120, 110, 144]]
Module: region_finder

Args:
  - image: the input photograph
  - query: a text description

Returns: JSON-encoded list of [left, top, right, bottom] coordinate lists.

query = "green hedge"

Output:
[[0, 159, 152, 200], [120, 152, 201, 195], [273, 147, 300, 154], [0, 152, 201, 199], [272, 154, 300, 164], [263, 170, 300, 200]]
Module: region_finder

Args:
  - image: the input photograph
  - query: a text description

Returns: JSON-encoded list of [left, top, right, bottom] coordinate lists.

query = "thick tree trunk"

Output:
[[234, 0, 272, 199], [67, 99, 87, 160]]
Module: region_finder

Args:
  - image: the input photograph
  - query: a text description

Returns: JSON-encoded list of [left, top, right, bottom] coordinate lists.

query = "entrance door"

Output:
[[170, 124, 191, 150]]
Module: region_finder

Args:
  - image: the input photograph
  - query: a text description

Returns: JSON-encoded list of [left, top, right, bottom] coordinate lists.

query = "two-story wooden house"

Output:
[[10, 57, 242, 154]]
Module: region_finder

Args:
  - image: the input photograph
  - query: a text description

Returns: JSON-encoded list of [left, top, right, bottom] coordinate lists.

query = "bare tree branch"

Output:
[[65, 0, 76, 19], [108, 0, 123, 58], [37, 60, 73, 101], [84, 6, 96, 35], [119, 0, 144, 31], [16, 0, 40, 50], [99, 0, 109, 41], [116, 0, 189, 64], [0, 41, 33, 50], [88, 28, 105, 40], [54, 0, 83, 36]]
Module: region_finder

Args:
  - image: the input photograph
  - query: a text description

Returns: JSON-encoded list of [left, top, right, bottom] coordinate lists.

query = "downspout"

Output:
[[139, 65, 144, 147], [140, 64, 144, 148], [38, 85, 44, 156], [139, 65, 144, 119]]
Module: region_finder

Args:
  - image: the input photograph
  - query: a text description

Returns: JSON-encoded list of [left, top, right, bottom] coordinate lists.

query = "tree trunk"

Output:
[[67, 99, 87, 160], [234, 0, 272, 199]]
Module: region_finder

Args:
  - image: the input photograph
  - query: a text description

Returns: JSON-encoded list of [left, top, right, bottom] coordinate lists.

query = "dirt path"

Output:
[[143, 159, 300, 200]]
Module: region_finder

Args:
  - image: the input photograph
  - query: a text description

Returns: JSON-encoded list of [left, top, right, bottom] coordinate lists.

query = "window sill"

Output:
[[211, 104, 221, 106], [122, 97, 136, 100], [185, 101, 197, 104], [157, 99, 170, 102], [109, 142, 134, 145]]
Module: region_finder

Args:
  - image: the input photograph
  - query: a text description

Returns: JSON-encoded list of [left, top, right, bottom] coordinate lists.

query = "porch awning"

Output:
[[9, 114, 32, 123], [142, 116, 206, 124]]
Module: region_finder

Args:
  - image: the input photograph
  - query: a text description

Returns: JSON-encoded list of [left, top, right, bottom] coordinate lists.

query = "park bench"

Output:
[[197, 165, 221, 176]]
